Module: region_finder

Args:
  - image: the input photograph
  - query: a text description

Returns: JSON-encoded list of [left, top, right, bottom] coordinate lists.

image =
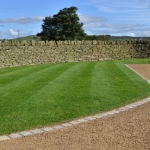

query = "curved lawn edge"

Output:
[[0, 96, 150, 141], [0, 59, 150, 135]]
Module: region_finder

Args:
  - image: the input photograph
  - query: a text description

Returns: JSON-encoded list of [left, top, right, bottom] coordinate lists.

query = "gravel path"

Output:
[[0, 101, 149, 150]]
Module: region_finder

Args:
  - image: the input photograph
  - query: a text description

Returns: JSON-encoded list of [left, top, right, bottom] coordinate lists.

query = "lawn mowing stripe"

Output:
[[103, 61, 138, 104], [0, 65, 49, 77], [0, 62, 76, 106], [115, 61, 150, 86], [91, 61, 150, 112], [0, 62, 95, 134], [106, 61, 150, 104], [23, 62, 86, 107], [17, 62, 87, 118], [114, 60, 149, 85], [48, 61, 97, 118], [0, 62, 87, 134], [90, 61, 115, 112], [114, 60, 150, 100], [0, 64, 52, 88], [0, 97, 149, 140], [0, 63, 76, 120], [125, 64, 150, 83], [0, 63, 73, 99], [90, 61, 126, 112], [0, 65, 31, 75], [0, 65, 52, 87], [0, 60, 150, 136]]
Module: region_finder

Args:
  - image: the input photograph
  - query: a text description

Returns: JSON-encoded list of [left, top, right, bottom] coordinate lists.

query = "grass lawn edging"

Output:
[[0, 59, 150, 135]]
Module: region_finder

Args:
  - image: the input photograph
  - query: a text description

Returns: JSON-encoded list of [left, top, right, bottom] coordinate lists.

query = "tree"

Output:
[[37, 6, 86, 41]]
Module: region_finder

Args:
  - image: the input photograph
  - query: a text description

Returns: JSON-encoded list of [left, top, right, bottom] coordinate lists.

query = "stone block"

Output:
[[20, 40, 27, 46], [42, 127, 53, 132], [0, 135, 10, 141], [2, 40, 10, 46], [9, 133, 22, 138], [52, 125, 63, 129], [70, 41, 75, 45], [20, 131, 33, 136], [62, 123, 72, 127], [93, 40, 97, 44], [30, 40, 36, 46], [30, 129, 44, 134], [37, 41, 45, 46], [62, 40, 69, 45]]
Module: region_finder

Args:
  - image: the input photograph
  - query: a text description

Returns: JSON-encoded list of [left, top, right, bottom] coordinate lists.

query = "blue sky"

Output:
[[0, 0, 150, 39]]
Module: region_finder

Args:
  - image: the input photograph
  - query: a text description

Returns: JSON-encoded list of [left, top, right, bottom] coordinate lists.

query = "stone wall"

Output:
[[0, 40, 150, 68]]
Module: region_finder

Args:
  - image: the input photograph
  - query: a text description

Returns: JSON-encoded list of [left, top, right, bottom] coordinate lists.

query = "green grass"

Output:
[[0, 59, 150, 135], [11, 36, 38, 41]]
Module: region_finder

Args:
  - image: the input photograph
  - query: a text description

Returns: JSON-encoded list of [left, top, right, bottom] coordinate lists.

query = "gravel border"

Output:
[[0, 96, 150, 142], [125, 64, 150, 83]]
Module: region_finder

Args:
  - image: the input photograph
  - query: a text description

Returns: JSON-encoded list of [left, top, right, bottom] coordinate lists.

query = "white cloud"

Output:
[[91, 0, 150, 14], [0, 16, 45, 24], [9, 29, 18, 36], [102, 23, 146, 30], [80, 14, 148, 36], [78, 13, 148, 36], [0, 29, 33, 39], [127, 33, 136, 37], [79, 14, 106, 23], [80, 1, 150, 36], [86, 25, 150, 36], [79, 14, 107, 28]]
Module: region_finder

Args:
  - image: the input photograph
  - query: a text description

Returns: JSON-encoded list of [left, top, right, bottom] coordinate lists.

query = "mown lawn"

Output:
[[0, 59, 150, 135]]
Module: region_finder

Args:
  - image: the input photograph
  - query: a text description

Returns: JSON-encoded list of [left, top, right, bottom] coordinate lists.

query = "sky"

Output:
[[0, 0, 150, 39]]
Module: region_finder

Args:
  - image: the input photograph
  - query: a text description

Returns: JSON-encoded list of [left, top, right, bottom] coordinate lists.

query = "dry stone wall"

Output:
[[0, 40, 150, 68]]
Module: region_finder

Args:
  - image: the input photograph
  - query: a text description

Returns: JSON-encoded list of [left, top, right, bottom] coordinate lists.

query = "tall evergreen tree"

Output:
[[37, 6, 86, 40]]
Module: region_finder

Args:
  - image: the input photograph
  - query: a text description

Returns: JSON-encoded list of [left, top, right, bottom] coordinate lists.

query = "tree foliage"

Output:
[[37, 6, 86, 41]]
